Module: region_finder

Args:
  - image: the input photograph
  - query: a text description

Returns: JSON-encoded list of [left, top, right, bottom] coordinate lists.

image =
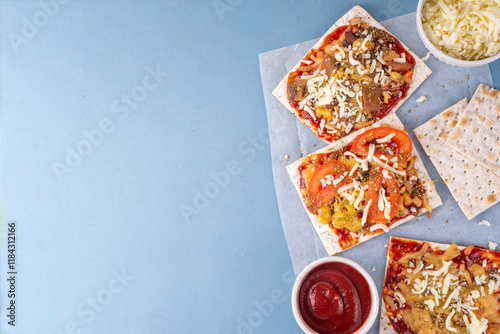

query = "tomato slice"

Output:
[[350, 127, 412, 162], [308, 160, 352, 210], [365, 167, 400, 223]]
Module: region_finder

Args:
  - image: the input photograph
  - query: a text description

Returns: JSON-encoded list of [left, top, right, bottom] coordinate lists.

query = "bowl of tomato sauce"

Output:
[[291, 257, 379, 334]]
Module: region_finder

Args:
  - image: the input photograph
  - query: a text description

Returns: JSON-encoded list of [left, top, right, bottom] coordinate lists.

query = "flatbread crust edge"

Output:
[[286, 113, 442, 256], [379, 236, 475, 333], [272, 5, 432, 144]]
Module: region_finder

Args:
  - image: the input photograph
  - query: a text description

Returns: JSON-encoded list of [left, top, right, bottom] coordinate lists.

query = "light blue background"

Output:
[[0, 1, 498, 334]]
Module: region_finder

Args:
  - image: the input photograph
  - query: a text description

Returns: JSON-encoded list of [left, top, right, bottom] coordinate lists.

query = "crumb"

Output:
[[313, 144, 316, 147], [284, 155, 289, 160], [421, 51, 430, 61], [384, 244, 388, 248], [489, 241, 498, 250], [451, 79, 454, 82], [416, 95, 427, 103], [300, 148, 303, 153], [372, 266, 376, 272], [446, 220, 448, 224], [466, 74, 470, 79], [479, 220, 491, 227]]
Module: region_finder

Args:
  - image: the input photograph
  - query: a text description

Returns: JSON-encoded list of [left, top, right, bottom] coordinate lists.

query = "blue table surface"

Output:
[[0, 1, 498, 333]]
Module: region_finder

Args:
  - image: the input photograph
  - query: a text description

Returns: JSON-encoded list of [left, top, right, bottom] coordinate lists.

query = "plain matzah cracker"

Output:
[[272, 5, 432, 144], [287, 113, 441, 255], [445, 84, 500, 177], [414, 98, 500, 219]]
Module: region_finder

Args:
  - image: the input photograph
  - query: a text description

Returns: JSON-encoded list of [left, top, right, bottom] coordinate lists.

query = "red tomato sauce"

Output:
[[298, 262, 372, 334]]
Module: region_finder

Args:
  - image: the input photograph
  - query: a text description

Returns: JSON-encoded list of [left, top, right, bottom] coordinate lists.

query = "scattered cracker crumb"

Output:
[[479, 220, 491, 227], [284, 155, 289, 160], [421, 51, 430, 61], [466, 74, 470, 80], [372, 266, 376, 272], [489, 241, 498, 250], [446, 220, 448, 224], [313, 144, 316, 147], [416, 95, 427, 103], [300, 148, 303, 153], [384, 244, 388, 248]]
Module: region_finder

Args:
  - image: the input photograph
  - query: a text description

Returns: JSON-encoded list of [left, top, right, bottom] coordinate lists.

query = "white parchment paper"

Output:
[[259, 12, 494, 282]]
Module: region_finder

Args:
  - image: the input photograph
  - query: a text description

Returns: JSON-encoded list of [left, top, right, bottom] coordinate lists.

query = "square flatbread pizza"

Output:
[[273, 5, 431, 143], [414, 98, 500, 219], [286, 113, 441, 255], [380, 236, 500, 334]]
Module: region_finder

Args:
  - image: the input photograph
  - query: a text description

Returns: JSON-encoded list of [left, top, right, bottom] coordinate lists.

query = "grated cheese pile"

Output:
[[422, 0, 500, 61]]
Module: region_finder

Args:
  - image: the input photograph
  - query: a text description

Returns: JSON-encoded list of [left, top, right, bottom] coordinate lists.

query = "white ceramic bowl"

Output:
[[291, 256, 379, 334], [416, 0, 500, 67]]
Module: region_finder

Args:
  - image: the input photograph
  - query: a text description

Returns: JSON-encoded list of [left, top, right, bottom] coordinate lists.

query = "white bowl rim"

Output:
[[291, 256, 379, 334], [416, 0, 500, 67]]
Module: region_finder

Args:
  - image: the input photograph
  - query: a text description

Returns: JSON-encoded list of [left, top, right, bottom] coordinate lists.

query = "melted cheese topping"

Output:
[[386, 242, 500, 334]]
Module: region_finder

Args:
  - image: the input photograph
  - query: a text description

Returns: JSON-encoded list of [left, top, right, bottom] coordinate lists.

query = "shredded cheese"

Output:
[[479, 220, 491, 226], [370, 224, 389, 233], [416, 95, 427, 103], [422, 0, 500, 61], [376, 132, 396, 143], [367, 144, 375, 162], [445, 309, 458, 333], [372, 156, 407, 176], [361, 199, 372, 227], [394, 291, 406, 308], [421, 51, 431, 61]]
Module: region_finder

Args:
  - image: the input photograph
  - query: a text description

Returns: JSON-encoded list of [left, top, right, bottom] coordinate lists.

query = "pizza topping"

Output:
[[298, 126, 430, 249], [384, 238, 500, 334], [307, 160, 352, 210], [446, 309, 458, 333], [369, 223, 389, 232], [361, 199, 372, 227], [287, 18, 415, 142]]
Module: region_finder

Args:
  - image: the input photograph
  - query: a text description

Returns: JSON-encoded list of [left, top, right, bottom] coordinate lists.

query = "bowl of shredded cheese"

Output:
[[417, 0, 500, 67]]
